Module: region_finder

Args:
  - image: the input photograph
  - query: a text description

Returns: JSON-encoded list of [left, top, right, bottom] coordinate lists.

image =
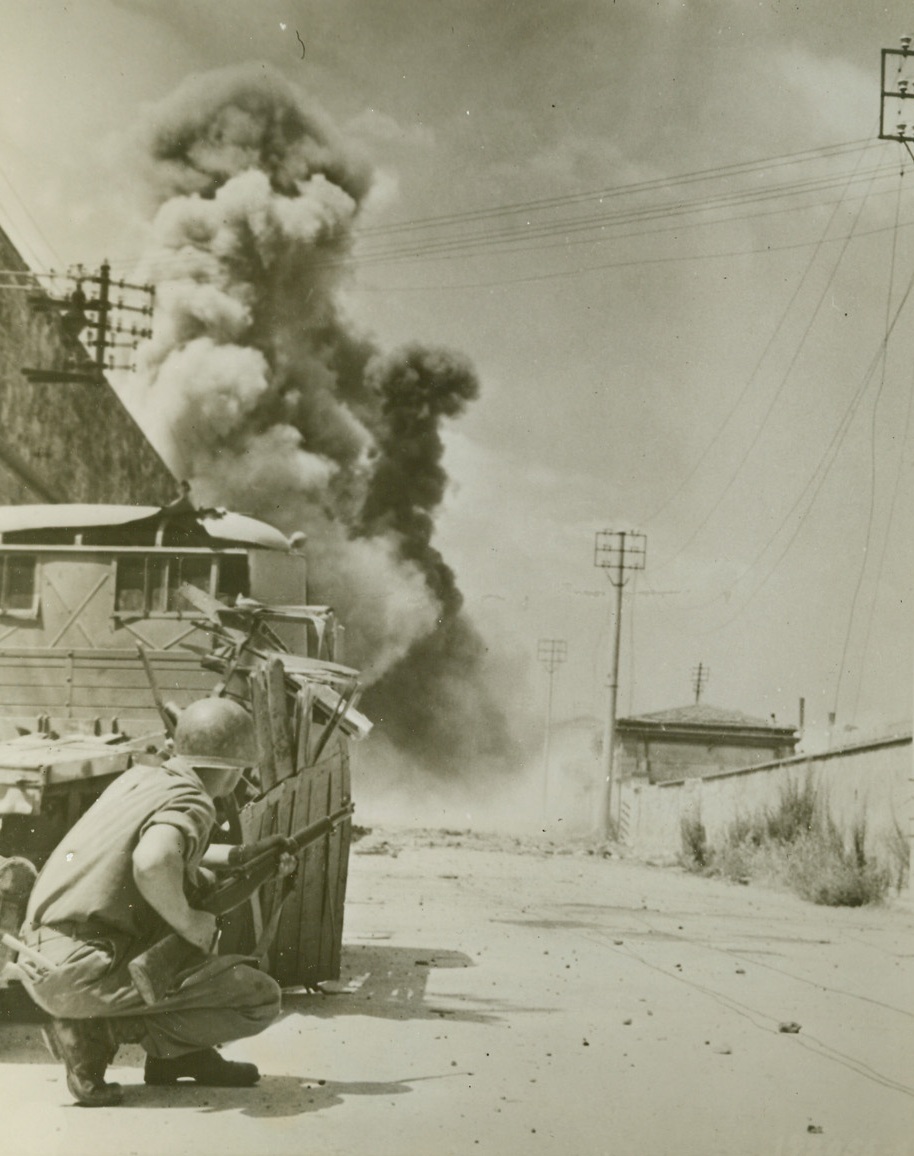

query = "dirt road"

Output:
[[2, 829, 913, 1156]]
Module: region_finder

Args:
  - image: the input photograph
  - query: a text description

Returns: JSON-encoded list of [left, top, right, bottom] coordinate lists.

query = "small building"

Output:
[[615, 703, 798, 784]]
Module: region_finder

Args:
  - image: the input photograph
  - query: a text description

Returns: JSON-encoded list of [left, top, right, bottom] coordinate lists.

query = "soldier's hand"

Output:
[[180, 909, 219, 954], [277, 852, 297, 878]]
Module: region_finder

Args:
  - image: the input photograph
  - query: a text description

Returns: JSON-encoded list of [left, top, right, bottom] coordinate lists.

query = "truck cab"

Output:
[[0, 501, 335, 739]]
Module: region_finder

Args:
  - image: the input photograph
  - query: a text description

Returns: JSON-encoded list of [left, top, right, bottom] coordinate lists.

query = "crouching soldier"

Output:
[[19, 697, 287, 1106]]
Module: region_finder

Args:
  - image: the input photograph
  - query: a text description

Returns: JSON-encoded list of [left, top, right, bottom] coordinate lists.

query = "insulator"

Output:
[[902, 35, 912, 51]]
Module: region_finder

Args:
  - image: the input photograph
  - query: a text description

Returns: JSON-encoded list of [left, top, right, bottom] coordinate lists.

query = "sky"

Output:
[[2, 0, 914, 759]]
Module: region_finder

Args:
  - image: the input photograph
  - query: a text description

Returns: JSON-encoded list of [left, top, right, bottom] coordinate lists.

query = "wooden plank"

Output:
[[317, 768, 337, 975], [0, 686, 69, 707], [321, 742, 350, 977], [0, 667, 73, 687], [266, 656, 295, 783], [297, 764, 331, 985], [70, 687, 185, 710], [0, 654, 70, 667], [0, 667, 210, 691], [249, 792, 276, 946], [250, 667, 277, 795], [312, 683, 372, 740], [270, 772, 303, 984], [293, 685, 313, 771], [76, 668, 213, 692]]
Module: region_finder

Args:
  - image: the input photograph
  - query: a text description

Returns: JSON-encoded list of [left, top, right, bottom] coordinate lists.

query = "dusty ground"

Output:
[[1, 827, 913, 1156]]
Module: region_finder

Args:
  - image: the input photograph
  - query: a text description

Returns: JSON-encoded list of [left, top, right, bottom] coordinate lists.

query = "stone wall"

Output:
[[0, 228, 175, 505], [618, 732, 912, 868]]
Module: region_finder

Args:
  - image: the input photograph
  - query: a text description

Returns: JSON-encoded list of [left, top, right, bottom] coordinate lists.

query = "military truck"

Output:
[[0, 498, 368, 988]]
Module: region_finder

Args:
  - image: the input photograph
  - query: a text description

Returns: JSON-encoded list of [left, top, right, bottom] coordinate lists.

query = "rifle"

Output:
[[128, 801, 353, 1004]]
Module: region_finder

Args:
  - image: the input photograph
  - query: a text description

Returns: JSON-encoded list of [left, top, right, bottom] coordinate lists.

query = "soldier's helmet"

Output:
[[174, 697, 256, 767]]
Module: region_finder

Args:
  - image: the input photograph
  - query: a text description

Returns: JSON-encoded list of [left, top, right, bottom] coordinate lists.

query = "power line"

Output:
[[0, 160, 63, 271], [348, 216, 914, 294], [656, 147, 886, 569], [838, 165, 906, 720], [347, 162, 900, 268], [699, 261, 914, 634], [644, 140, 880, 529], [850, 331, 914, 721], [352, 138, 881, 239], [97, 140, 892, 280]]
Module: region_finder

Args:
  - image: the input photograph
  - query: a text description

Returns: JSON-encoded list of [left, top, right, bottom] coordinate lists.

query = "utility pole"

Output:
[[879, 35, 914, 902], [594, 530, 646, 841], [879, 35, 914, 156], [22, 261, 154, 384], [691, 662, 710, 704], [537, 638, 567, 822]]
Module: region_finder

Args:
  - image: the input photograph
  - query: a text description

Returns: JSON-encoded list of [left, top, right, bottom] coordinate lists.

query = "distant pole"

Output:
[[537, 639, 567, 822], [594, 530, 646, 841], [878, 36, 914, 151], [691, 662, 710, 704]]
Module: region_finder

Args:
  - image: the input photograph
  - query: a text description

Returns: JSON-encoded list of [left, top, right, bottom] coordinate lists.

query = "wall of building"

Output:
[[617, 733, 794, 782], [0, 228, 175, 505], [618, 733, 911, 868]]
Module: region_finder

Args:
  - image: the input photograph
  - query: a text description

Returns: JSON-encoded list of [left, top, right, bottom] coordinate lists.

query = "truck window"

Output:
[[114, 554, 248, 615], [115, 555, 216, 615], [215, 554, 250, 604], [166, 556, 211, 611], [0, 554, 37, 617]]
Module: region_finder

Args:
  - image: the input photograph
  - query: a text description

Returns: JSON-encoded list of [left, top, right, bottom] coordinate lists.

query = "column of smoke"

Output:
[[132, 65, 535, 811]]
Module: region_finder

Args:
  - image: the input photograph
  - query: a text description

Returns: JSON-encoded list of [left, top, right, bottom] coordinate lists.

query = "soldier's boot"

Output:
[[144, 1047, 260, 1087], [41, 1018, 124, 1107]]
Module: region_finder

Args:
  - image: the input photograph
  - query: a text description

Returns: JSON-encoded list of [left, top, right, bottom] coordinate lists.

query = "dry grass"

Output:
[[679, 778, 896, 907]]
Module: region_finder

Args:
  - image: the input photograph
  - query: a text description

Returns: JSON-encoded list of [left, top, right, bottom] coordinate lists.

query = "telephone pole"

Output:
[[691, 662, 710, 704], [22, 261, 154, 384], [537, 638, 567, 822], [594, 530, 646, 841], [879, 35, 914, 155], [878, 37, 914, 898]]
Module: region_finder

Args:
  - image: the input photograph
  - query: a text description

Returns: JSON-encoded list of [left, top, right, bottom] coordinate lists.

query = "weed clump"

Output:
[[678, 778, 897, 907], [679, 814, 710, 870]]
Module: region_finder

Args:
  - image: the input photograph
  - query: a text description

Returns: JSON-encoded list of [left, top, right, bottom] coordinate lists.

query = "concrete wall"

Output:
[[0, 228, 175, 505], [617, 732, 795, 782], [619, 732, 912, 866]]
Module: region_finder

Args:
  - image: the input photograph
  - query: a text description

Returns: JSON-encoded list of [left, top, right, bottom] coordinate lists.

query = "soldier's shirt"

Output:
[[25, 758, 216, 940]]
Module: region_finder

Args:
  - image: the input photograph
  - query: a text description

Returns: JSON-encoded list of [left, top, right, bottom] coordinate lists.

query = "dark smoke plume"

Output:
[[132, 64, 518, 776]]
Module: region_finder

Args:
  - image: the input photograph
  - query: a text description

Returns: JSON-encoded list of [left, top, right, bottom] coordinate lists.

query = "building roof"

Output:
[[618, 703, 797, 741], [0, 503, 297, 553]]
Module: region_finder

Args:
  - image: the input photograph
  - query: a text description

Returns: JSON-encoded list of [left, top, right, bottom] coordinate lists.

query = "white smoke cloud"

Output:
[[129, 63, 522, 773]]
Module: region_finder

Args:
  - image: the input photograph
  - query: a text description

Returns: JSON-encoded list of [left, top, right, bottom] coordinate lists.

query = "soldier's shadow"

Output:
[[287, 943, 552, 1024], [131, 1071, 460, 1118]]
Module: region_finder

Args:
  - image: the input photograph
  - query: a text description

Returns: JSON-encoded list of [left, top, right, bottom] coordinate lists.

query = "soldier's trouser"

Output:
[[19, 925, 281, 1059]]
